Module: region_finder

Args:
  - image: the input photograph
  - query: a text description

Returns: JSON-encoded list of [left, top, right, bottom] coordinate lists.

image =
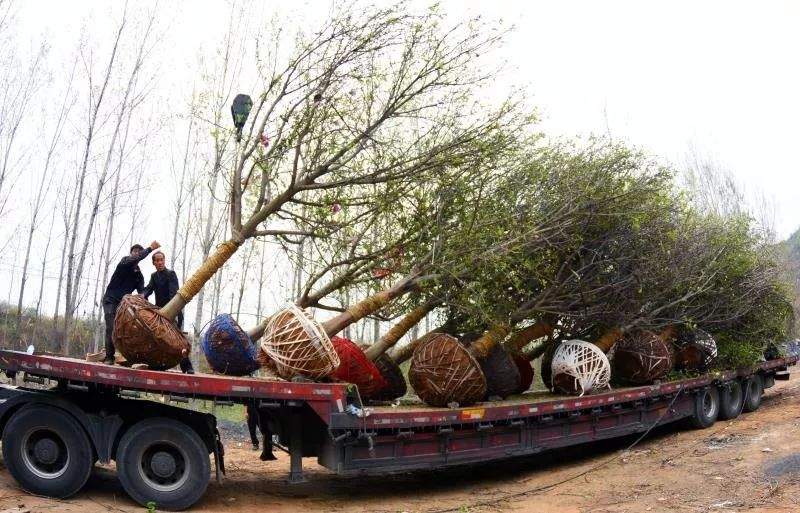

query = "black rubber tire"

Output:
[[116, 417, 210, 511], [743, 374, 764, 413], [1, 404, 93, 498], [718, 380, 744, 420], [689, 387, 719, 429]]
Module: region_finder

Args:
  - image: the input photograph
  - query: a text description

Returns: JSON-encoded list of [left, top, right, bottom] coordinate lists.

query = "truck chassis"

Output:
[[0, 350, 792, 510]]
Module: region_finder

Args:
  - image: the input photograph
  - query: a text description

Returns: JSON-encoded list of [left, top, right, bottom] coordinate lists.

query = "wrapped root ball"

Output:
[[551, 340, 611, 395], [540, 341, 560, 391], [371, 353, 407, 401], [408, 334, 486, 407], [513, 354, 535, 394], [261, 305, 339, 380], [674, 328, 718, 371], [113, 294, 190, 370], [201, 314, 260, 376], [331, 336, 386, 397], [478, 344, 521, 399], [612, 330, 673, 384]]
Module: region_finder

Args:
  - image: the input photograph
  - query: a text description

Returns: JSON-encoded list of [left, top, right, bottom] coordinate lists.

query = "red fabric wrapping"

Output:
[[331, 336, 387, 398]]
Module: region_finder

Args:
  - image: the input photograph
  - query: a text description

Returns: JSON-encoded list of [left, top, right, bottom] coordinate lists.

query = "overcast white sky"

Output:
[[5, 0, 800, 334], [14, 0, 800, 238]]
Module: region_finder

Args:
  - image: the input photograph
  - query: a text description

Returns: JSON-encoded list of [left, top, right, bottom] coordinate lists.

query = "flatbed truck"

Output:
[[0, 349, 792, 510]]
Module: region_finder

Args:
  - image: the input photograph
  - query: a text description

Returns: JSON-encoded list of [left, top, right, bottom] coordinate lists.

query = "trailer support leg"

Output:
[[287, 409, 307, 484]]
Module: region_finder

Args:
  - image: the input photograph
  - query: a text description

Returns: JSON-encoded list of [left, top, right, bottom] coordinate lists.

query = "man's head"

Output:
[[130, 244, 145, 258], [152, 251, 166, 271]]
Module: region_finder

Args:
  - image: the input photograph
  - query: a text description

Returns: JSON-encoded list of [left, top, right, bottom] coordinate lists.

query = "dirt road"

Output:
[[2, 376, 800, 513]]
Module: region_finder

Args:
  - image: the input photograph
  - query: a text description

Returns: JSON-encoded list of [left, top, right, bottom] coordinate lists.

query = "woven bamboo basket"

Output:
[[113, 294, 190, 370], [612, 330, 673, 384], [408, 333, 486, 407], [330, 336, 387, 398], [201, 314, 260, 376], [261, 305, 339, 380]]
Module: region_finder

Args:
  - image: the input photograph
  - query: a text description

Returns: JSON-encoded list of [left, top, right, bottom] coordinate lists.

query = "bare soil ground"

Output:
[[3, 375, 800, 513]]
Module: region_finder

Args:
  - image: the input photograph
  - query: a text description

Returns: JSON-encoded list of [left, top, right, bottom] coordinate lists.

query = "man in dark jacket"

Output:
[[102, 241, 160, 364], [143, 251, 194, 374]]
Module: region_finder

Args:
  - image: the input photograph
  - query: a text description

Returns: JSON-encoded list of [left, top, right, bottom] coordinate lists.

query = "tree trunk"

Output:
[[63, 14, 127, 353], [364, 301, 436, 361]]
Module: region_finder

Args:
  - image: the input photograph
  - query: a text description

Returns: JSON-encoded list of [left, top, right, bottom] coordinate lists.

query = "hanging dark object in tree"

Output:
[[231, 94, 253, 142]]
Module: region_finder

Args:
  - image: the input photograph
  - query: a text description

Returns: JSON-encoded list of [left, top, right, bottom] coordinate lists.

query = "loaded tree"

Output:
[[126, 2, 530, 369]]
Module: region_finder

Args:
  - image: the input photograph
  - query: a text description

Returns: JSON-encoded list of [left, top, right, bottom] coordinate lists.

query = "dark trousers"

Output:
[[246, 403, 260, 446], [102, 299, 119, 360]]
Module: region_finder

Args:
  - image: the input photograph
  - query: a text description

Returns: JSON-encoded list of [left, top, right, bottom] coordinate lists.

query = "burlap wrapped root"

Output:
[[478, 343, 522, 399], [113, 294, 190, 370], [201, 314, 260, 376], [408, 334, 487, 407], [371, 353, 407, 400]]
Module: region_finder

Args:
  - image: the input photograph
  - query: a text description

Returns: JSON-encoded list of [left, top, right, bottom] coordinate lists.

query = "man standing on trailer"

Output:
[[142, 250, 195, 374], [102, 241, 160, 365]]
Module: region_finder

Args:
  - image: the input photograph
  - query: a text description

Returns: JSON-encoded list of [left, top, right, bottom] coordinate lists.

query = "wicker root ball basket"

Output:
[[513, 354, 535, 394], [408, 334, 487, 407], [478, 343, 521, 399], [113, 294, 190, 370], [674, 328, 718, 371], [261, 305, 340, 380], [330, 337, 387, 398], [201, 314, 260, 376], [371, 353, 407, 401], [551, 340, 611, 396], [612, 330, 673, 385]]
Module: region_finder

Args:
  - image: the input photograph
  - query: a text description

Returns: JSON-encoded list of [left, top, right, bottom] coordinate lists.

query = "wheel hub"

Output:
[[33, 438, 59, 465], [150, 451, 177, 478]]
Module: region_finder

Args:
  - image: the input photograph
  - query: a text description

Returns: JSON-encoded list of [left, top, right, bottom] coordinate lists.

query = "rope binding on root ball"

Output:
[[201, 314, 260, 376], [550, 339, 611, 396], [673, 327, 718, 371], [408, 333, 486, 407], [261, 304, 339, 380], [113, 294, 190, 370], [612, 330, 673, 385]]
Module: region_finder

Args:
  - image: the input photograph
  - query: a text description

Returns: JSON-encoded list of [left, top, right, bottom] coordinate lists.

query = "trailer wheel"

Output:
[[1, 404, 93, 498], [718, 381, 744, 420], [689, 387, 719, 428], [743, 374, 764, 413], [116, 418, 209, 511]]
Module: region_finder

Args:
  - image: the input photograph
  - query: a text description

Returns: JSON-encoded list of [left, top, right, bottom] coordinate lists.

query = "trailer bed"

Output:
[[0, 351, 794, 428], [0, 350, 795, 483]]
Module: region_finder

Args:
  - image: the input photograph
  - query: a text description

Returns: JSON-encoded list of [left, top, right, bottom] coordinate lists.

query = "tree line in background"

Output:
[[0, 0, 794, 364]]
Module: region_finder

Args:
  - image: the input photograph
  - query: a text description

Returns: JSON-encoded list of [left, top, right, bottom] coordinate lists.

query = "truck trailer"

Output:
[[0, 349, 792, 510]]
